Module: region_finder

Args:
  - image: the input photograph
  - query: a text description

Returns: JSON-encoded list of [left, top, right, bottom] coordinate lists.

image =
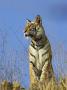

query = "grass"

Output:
[[0, 80, 25, 90], [0, 77, 67, 90], [29, 77, 67, 90]]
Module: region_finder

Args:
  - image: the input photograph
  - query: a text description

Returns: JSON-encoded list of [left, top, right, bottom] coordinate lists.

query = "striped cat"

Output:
[[24, 17, 54, 87]]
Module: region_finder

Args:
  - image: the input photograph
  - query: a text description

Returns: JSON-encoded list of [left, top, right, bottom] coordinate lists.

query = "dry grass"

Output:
[[0, 77, 67, 90], [29, 77, 67, 90], [0, 80, 25, 90]]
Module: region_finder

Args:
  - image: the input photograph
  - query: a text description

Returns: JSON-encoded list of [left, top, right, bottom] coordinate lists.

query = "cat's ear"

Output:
[[26, 19, 31, 24]]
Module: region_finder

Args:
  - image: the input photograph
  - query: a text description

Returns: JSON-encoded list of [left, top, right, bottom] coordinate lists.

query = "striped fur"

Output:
[[29, 37, 54, 81], [24, 20, 54, 86]]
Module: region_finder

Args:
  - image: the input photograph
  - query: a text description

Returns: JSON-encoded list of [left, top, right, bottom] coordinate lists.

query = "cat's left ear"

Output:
[[26, 19, 31, 24]]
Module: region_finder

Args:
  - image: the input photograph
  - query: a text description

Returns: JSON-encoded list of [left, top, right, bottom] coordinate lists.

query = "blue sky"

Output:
[[0, 0, 67, 89]]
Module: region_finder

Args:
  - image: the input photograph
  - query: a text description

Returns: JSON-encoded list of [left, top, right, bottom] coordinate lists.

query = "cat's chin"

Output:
[[26, 37, 29, 39]]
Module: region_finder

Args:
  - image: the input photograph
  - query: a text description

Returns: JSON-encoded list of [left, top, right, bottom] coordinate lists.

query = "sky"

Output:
[[0, 0, 67, 89]]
